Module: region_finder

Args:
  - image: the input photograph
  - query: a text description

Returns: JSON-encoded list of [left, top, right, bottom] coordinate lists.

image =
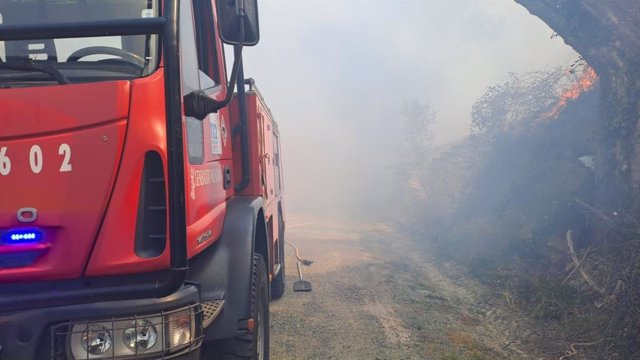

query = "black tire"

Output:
[[203, 253, 270, 360], [270, 214, 286, 299]]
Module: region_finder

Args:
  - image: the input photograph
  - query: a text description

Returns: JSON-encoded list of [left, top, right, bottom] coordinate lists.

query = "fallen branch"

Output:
[[561, 246, 591, 286], [558, 341, 598, 360], [566, 230, 606, 296]]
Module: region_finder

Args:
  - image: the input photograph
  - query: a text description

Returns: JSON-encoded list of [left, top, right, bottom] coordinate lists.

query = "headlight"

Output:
[[123, 319, 159, 352], [70, 317, 162, 359], [81, 324, 113, 356], [166, 308, 196, 350], [67, 306, 198, 359]]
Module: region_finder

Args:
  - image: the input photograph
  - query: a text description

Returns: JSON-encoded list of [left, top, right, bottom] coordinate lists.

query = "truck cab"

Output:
[[0, 1, 284, 359]]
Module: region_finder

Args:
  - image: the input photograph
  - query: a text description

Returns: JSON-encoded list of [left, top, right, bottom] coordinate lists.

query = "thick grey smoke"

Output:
[[241, 0, 578, 217]]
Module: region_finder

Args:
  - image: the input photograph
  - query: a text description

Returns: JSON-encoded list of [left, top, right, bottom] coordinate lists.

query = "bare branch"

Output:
[[566, 230, 607, 296], [558, 341, 598, 360], [561, 246, 591, 286]]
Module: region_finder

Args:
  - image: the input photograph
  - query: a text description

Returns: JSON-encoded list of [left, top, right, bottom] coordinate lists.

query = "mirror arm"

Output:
[[183, 43, 243, 120], [238, 0, 245, 16], [183, 6, 246, 120]]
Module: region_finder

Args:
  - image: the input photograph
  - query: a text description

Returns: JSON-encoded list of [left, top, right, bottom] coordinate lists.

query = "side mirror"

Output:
[[215, 0, 260, 46]]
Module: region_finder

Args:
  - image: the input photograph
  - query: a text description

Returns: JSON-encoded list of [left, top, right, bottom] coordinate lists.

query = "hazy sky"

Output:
[[241, 0, 578, 216]]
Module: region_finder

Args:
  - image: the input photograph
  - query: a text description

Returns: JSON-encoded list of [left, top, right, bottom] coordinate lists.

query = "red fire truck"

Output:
[[0, 0, 285, 359]]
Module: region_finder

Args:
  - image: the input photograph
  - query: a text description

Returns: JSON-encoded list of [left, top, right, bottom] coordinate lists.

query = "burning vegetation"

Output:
[[546, 65, 598, 119], [395, 53, 640, 358]]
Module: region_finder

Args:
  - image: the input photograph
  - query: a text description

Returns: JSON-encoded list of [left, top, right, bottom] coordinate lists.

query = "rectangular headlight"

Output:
[[165, 308, 196, 351]]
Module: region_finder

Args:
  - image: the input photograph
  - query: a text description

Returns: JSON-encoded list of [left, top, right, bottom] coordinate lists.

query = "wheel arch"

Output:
[[254, 207, 270, 279], [186, 196, 266, 341]]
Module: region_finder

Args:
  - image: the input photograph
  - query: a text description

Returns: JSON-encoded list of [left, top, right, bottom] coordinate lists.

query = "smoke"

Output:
[[242, 3, 640, 357], [241, 0, 578, 219]]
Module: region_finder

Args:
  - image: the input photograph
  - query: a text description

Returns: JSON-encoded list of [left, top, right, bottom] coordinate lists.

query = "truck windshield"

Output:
[[0, 0, 159, 87]]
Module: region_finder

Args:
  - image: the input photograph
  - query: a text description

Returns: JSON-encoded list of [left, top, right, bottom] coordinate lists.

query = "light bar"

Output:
[[3, 229, 44, 244]]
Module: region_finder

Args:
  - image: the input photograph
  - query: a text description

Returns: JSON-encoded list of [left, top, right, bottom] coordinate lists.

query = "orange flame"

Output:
[[545, 66, 598, 119]]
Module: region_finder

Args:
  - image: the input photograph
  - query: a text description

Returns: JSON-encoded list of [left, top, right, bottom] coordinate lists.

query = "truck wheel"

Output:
[[203, 253, 270, 360]]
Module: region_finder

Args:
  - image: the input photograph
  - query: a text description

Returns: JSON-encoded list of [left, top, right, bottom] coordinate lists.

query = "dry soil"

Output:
[[269, 217, 544, 360]]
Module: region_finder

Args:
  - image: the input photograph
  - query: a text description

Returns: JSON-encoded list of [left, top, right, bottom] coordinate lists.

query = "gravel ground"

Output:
[[269, 218, 544, 360]]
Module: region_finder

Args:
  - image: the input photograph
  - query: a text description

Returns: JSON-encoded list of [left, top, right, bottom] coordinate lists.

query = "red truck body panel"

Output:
[[0, 77, 284, 282], [231, 88, 285, 277], [84, 70, 172, 276], [0, 81, 130, 282], [183, 110, 233, 260]]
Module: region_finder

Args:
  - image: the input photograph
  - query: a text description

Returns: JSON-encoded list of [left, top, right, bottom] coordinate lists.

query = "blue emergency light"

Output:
[[3, 229, 44, 244]]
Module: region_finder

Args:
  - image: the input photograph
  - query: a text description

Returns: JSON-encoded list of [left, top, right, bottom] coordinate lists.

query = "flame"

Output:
[[545, 66, 598, 119]]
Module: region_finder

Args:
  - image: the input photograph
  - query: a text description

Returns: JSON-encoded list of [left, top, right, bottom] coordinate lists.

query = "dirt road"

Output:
[[269, 218, 541, 360]]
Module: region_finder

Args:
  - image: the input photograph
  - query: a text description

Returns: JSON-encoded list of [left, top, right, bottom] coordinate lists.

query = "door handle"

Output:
[[224, 167, 232, 190]]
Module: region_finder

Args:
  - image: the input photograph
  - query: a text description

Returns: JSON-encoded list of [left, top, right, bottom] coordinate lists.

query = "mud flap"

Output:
[[186, 196, 264, 341]]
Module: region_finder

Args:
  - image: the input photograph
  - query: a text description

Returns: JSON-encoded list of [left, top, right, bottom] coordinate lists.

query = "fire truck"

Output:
[[0, 0, 285, 359]]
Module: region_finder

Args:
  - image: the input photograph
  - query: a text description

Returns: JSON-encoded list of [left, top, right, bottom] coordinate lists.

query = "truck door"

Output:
[[180, 0, 232, 256]]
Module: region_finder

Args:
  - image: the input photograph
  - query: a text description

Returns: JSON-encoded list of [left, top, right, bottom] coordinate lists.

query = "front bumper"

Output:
[[0, 285, 202, 360]]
